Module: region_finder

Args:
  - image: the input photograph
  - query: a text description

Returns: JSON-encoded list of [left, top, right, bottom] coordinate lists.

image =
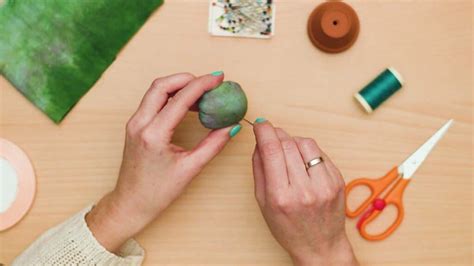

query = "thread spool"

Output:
[[354, 68, 404, 113]]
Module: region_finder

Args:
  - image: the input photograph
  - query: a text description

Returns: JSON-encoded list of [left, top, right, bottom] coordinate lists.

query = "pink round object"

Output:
[[0, 138, 36, 231], [373, 198, 386, 210]]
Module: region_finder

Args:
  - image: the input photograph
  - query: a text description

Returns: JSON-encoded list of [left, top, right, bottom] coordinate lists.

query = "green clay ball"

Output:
[[198, 81, 248, 129]]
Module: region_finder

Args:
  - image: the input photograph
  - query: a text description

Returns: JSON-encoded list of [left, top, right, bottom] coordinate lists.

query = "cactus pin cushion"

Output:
[[198, 81, 248, 129]]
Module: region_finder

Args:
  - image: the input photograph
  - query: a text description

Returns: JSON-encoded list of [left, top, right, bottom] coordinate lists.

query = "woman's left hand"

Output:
[[86, 72, 240, 252]]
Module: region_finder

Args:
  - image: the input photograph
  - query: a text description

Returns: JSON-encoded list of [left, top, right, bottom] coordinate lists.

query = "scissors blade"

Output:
[[398, 119, 453, 179]]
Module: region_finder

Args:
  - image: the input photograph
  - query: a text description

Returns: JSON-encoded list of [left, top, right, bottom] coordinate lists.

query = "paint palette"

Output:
[[0, 138, 35, 231], [208, 0, 275, 39]]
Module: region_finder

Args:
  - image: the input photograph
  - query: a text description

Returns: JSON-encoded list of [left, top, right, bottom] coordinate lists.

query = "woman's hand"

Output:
[[86, 72, 242, 252], [252, 119, 357, 266]]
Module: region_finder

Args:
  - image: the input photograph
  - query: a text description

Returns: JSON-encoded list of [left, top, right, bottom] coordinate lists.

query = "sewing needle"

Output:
[[243, 118, 254, 126]]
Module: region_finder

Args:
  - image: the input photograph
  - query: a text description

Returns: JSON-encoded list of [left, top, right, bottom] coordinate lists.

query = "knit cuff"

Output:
[[13, 205, 144, 265]]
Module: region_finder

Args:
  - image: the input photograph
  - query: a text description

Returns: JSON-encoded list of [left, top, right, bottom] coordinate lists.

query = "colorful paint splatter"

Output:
[[0, 0, 164, 123], [209, 0, 275, 38]]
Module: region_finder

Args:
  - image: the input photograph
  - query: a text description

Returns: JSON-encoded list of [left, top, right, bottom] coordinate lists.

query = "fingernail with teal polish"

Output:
[[229, 124, 242, 138], [211, 71, 223, 76], [254, 117, 266, 123]]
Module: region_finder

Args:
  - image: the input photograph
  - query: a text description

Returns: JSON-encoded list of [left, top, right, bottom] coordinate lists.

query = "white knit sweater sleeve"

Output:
[[13, 206, 144, 265]]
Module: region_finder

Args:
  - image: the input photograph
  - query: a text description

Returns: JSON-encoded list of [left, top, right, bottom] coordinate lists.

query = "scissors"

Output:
[[345, 119, 453, 241]]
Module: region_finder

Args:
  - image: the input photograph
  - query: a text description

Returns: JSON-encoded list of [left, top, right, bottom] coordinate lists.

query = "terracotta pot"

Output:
[[307, 1, 360, 53]]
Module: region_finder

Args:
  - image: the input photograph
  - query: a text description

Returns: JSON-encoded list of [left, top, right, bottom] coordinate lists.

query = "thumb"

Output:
[[184, 124, 241, 170]]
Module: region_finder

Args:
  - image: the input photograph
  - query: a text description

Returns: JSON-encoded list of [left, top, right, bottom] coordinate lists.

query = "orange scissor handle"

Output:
[[358, 178, 410, 241], [345, 167, 400, 218]]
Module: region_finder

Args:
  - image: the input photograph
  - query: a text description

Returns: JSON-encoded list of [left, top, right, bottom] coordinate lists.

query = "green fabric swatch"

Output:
[[0, 0, 163, 123]]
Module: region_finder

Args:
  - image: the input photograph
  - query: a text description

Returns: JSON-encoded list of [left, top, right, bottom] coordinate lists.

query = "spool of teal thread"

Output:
[[354, 68, 404, 113]]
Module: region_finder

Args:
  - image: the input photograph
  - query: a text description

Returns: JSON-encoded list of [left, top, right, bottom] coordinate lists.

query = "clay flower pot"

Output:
[[307, 1, 360, 53]]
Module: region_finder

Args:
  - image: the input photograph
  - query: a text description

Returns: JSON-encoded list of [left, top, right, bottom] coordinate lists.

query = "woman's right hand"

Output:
[[251, 119, 358, 266]]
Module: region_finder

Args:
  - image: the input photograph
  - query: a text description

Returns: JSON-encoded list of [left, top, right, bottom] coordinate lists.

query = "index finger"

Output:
[[253, 120, 289, 192], [130, 73, 195, 128], [148, 72, 225, 136]]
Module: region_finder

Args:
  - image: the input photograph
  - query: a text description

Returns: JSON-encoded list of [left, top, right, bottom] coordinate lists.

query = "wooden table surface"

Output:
[[1, 0, 472, 265]]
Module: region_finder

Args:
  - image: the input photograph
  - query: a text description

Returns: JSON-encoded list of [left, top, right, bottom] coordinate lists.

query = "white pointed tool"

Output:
[[399, 119, 453, 179]]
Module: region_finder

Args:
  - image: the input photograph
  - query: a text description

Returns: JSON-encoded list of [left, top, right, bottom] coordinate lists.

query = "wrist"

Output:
[[291, 234, 358, 266], [85, 191, 149, 253]]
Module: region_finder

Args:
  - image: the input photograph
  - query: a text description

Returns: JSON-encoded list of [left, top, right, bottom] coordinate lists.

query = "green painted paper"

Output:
[[0, 0, 163, 123]]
